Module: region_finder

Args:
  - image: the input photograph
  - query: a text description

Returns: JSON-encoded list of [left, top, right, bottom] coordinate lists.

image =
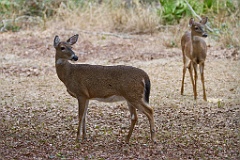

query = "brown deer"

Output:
[[181, 17, 208, 101], [53, 34, 155, 143]]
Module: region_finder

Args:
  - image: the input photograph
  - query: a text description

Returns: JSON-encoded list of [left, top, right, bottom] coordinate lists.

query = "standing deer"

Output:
[[181, 17, 208, 101], [53, 34, 155, 143]]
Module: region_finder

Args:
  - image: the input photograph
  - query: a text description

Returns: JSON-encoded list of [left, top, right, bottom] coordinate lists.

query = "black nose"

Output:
[[71, 55, 78, 61], [202, 33, 208, 37]]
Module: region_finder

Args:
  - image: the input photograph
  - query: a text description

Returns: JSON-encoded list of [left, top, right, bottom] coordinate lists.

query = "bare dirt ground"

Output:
[[0, 29, 239, 159]]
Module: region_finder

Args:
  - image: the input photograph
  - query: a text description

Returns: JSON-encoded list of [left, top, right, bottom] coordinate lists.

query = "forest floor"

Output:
[[0, 28, 239, 159]]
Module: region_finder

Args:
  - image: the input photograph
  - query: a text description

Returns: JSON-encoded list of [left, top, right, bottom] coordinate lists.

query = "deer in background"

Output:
[[53, 34, 155, 143], [181, 17, 208, 101]]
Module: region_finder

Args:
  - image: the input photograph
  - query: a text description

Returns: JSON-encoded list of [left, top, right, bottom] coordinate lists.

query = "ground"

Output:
[[0, 29, 239, 159]]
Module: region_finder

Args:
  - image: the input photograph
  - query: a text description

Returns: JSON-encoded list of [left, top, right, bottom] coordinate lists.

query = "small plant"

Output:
[[56, 152, 65, 158], [217, 100, 224, 108], [158, 0, 188, 24]]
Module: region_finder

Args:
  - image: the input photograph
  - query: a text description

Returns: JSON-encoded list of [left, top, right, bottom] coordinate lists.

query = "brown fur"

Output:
[[181, 17, 208, 101], [53, 34, 155, 143]]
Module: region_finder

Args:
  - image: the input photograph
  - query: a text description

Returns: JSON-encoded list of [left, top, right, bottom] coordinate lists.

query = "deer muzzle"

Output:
[[202, 33, 208, 37], [71, 55, 78, 61]]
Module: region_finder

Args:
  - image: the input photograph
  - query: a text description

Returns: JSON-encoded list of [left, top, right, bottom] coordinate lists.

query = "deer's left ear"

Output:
[[67, 34, 79, 45], [54, 35, 60, 48], [200, 17, 208, 25]]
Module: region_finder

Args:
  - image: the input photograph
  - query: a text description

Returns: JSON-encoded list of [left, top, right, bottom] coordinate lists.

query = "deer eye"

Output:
[[60, 47, 65, 50], [195, 26, 199, 30]]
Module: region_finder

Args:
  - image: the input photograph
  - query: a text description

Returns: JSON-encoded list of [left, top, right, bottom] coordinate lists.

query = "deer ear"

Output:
[[54, 35, 60, 48], [200, 16, 208, 24], [189, 18, 194, 27], [67, 34, 79, 45]]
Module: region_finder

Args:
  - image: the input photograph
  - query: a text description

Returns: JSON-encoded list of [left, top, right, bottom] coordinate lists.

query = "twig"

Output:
[[184, 0, 213, 32], [78, 30, 144, 40]]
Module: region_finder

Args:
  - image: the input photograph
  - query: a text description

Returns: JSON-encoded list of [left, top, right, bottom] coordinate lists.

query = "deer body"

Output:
[[56, 63, 150, 101], [53, 35, 155, 143], [181, 17, 208, 101]]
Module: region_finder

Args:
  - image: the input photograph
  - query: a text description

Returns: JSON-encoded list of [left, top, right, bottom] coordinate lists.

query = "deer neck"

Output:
[[55, 55, 73, 83], [190, 32, 201, 52], [190, 31, 196, 43]]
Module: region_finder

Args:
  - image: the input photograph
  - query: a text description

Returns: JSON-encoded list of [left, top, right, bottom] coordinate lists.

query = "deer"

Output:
[[180, 17, 208, 101], [53, 34, 155, 143]]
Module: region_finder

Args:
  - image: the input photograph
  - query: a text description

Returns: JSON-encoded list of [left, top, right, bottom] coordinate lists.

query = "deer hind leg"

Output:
[[76, 97, 88, 142], [200, 62, 207, 101], [129, 100, 155, 142], [193, 62, 198, 100], [125, 102, 138, 143]]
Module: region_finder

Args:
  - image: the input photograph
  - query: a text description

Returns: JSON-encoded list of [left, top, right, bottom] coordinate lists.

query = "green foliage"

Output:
[[4, 23, 20, 32], [159, 0, 238, 24], [0, 0, 20, 17], [158, 0, 188, 24], [203, 0, 237, 13], [158, 0, 206, 24], [0, 0, 58, 19]]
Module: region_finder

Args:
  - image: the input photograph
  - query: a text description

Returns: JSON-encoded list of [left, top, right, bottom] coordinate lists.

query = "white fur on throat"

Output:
[[56, 59, 64, 65]]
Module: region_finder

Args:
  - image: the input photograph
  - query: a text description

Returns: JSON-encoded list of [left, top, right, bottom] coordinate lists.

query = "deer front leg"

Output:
[[82, 100, 89, 139], [188, 61, 195, 95], [193, 62, 198, 100], [181, 56, 188, 95], [76, 97, 88, 142], [200, 63, 207, 101], [181, 64, 187, 95]]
